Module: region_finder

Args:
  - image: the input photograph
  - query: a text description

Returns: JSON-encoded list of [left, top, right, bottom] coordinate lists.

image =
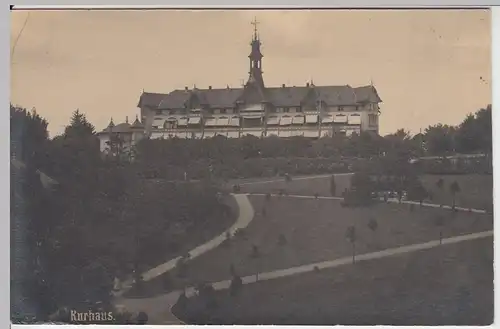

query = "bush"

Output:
[[250, 244, 260, 258], [234, 228, 246, 239], [175, 291, 188, 309]]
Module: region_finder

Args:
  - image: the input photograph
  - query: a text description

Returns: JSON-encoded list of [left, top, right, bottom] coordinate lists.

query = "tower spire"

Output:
[[247, 17, 264, 88], [251, 17, 259, 41]]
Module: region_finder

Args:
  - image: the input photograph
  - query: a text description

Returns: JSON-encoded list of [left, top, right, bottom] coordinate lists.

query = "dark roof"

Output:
[[131, 116, 144, 128], [139, 84, 381, 109], [137, 92, 168, 108], [98, 122, 133, 134], [353, 85, 383, 103]]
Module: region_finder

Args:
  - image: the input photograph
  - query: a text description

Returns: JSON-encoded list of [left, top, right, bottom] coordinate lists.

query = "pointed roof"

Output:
[[131, 115, 144, 129]]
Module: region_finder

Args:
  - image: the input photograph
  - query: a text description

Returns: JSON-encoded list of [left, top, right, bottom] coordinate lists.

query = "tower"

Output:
[[247, 17, 264, 88]]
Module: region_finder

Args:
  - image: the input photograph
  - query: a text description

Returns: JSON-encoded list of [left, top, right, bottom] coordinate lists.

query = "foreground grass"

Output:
[[133, 196, 492, 297], [175, 237, 493, 325]]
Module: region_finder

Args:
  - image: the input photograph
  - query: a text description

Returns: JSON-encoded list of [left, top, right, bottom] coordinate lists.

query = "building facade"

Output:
[[98, 22, 382, 150]]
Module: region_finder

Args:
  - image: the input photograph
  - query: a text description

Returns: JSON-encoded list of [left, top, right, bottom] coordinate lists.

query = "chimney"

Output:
[[184, 86, 188, 91], [209, 86, 212, 90], [226, 85, 230, 89], [282, 84, 285, 88], [306, 82, 310, 87]]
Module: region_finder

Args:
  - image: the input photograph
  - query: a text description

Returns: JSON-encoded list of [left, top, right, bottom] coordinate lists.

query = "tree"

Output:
[[367, 218, 378, 247], [10, 104, 49, 167], [345, 226, 357, 263], [229, 275, 243, 297], [63, 109, 95, 138], [434, 215, 445, 245], [330, 175, 336, 196], [424, 124, 457, 155], [449, 180, 461, 207], [436, 178, 444, 190]]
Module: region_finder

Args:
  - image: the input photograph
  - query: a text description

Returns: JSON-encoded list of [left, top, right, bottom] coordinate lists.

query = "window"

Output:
[[289, 107, 296, 113], [369, 114, 378, 126], [220, 108, 227, 114], [276, 108, 283, 113], [214, 109, 220, 114], [156, 109, 162, 115], [226, 108, 233, 114], [284, 108, 290, 113], [338, 107, 344, 112]]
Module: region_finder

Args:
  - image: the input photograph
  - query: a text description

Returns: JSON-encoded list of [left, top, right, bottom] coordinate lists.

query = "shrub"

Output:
[[175, 291, 188, 309], [250, 244, 260, 258], [234, 228, 246, 239]]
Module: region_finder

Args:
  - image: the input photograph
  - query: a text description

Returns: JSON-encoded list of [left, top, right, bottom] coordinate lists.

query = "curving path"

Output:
[[114, 177, 491, 324], [115, 193, 255, 294], [116, 228, 493, 324]]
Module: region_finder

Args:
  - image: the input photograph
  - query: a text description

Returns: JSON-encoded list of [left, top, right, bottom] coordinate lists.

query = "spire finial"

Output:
[[126, 116, 129, 124], [251, 17, 259, 40], [370, 77, 374, 86]]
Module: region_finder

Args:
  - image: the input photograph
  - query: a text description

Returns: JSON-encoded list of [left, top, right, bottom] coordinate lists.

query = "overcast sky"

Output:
[[10, 9, 491, 136]]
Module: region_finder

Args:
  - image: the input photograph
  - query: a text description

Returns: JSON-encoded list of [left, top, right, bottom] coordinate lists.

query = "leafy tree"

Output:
[[424, 124, 457, 155], [330, 175, 336, 196], [436, 178, 444, 190], [367, 218, 378, 247], [345, 226, 357, 263], [63, 109, 95, 138], [368, 218, 378, 233], [10, 104, 49, 167], [229, 275, 243, 297], [449, 180, 461, 207], [434, 215, 445, 245], [251, 244, 260, 258]]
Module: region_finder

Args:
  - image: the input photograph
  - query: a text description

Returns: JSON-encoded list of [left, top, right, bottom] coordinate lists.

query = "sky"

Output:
[[10, 9, 491, 136]]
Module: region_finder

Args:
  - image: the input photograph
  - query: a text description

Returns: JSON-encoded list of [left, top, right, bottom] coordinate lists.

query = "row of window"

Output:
[[155, 104, 376, 116]]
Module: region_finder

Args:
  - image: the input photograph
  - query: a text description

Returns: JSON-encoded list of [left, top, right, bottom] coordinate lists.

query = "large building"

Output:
[[98, 21, 382, 152]]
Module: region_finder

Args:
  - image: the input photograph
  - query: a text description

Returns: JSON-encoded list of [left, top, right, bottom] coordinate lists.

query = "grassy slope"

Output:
[[135, 195, 492, 297], [237, 174, 492, 210], [420, 174, 493, 210], [178, 237, 493, 325]]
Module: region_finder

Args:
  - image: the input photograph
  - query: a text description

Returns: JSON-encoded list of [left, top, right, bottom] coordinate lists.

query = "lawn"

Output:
[[175, 237, 493, 325], [134, 195, 492, 297], [233, 173, 492, 210], [420, 174, 493, 211]]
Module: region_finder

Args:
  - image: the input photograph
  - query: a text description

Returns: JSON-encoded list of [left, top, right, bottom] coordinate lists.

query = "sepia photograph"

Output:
[[10, 8, 493, 325]]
